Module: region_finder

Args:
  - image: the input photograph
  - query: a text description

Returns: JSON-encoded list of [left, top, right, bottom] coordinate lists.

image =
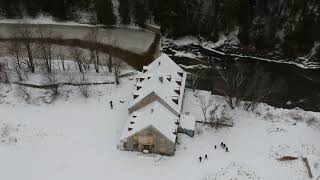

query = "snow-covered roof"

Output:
[[121, 53, 186, 142], [129, 53, 186, 116], [180, 115, 196, 131], [121, 100, 179, 142]]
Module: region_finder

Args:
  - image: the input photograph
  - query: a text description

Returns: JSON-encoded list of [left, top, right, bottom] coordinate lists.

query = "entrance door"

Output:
[[143, 144, 153, 150]]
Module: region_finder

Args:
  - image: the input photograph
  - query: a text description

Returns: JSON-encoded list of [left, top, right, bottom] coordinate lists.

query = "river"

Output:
[[164, 44, 320, 112]]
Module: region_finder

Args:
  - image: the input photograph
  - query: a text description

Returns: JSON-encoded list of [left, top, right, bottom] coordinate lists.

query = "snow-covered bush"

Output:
[[306, 116, 320, 130], [0, 123, 17, 144]]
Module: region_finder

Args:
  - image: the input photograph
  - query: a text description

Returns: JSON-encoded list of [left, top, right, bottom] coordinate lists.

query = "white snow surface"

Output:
[[1, 68, 320, 180], [180, 115, 196, 131]]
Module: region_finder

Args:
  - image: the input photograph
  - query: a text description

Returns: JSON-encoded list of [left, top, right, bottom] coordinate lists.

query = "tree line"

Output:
[[1, 0, 320, 56]]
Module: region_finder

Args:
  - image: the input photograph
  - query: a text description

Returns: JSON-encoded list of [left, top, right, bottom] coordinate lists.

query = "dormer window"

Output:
[[166, 75, 171, 81], [148, 77, 151, 80], [174, 89, 180, 95], [159, 76, 163, 83], [130, 121, 135, 124], [133, 95, 139, 99], [128, 127, 133, 131], [137, 86, 142, 90], [176, 80, 181, 86], [172, 96, 179, 105], [178, 72, 183, 77], [140, 78, 145, 82], [142, 66, 148, 73]]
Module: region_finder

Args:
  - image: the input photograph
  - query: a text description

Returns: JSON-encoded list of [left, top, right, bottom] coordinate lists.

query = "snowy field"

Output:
[[1, 76, 320, 180]]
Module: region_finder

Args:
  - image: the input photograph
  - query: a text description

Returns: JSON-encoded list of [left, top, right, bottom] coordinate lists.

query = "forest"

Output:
[[0, 0, 320, 56]]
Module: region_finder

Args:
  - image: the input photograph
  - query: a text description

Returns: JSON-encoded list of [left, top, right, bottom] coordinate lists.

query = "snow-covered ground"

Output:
[[1, 70, 320, 180]]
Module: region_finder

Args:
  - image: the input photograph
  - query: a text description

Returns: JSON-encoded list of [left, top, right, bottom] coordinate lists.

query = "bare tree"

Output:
[[113, 60, 122, 85], [190, 68, 204, 92], [0, 63, 9, 83], [78, 72, 89, 98], [85, 28, 101, 73], [6, 35, 23, 69], [209, 105, 233, 129], [107, 54, 113, 73], [107, 38, 119, 73], [57, 45, 66, 71], [43, 71, 59, 104], [70, 47, 84, 73], [212, 60, 275, 111], [198, 94, 215, 123], [213, 62, 245, 109], [15, 23, 35, 73], [36, 25, 56, 74], [16, 85, 30, 101]]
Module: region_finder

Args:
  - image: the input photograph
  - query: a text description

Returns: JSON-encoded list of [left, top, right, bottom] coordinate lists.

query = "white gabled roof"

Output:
[[121, 53, 187, 143], [121, 100, 179, 142], [129, 53, 186, 115]]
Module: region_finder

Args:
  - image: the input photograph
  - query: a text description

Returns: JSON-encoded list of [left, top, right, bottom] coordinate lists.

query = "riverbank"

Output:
[[162, 37, 320, 112], [162, 36, 320, 70]]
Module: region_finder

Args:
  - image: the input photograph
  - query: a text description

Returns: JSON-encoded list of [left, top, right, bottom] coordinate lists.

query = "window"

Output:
[[166, 75, 172, 81], [174, 89, 180, 95], [176, 80, 181, 86], [172, 98, 178, 105]]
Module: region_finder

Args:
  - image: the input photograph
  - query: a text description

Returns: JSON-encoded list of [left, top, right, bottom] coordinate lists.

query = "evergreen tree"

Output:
[[95, 0, 116, 25], [119, 0, 130, 24], [132, 0, 147, 26]]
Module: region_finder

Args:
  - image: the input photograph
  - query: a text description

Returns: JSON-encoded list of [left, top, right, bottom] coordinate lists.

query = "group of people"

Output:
[[219, 142, 229, 152], [198, 142, 230, 162]]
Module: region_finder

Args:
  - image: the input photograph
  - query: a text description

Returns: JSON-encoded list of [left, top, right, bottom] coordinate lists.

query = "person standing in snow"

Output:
[[205, 154, 208, 159], [110, 101, 113, 109], [199, 156, 202, 162]]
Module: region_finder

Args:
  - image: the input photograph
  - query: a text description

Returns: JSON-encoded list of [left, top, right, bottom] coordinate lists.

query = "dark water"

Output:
[[165, 46, 320, 112]]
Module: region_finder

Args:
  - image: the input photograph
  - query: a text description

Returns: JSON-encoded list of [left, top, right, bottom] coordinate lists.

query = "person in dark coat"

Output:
[[220, 142, 224, 147], [205, 154, 208, 159], [214, 145, 217, 149], [110, 101, 113, 109], [226, 147, 229, 152], [199, 156, 202, 162]]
